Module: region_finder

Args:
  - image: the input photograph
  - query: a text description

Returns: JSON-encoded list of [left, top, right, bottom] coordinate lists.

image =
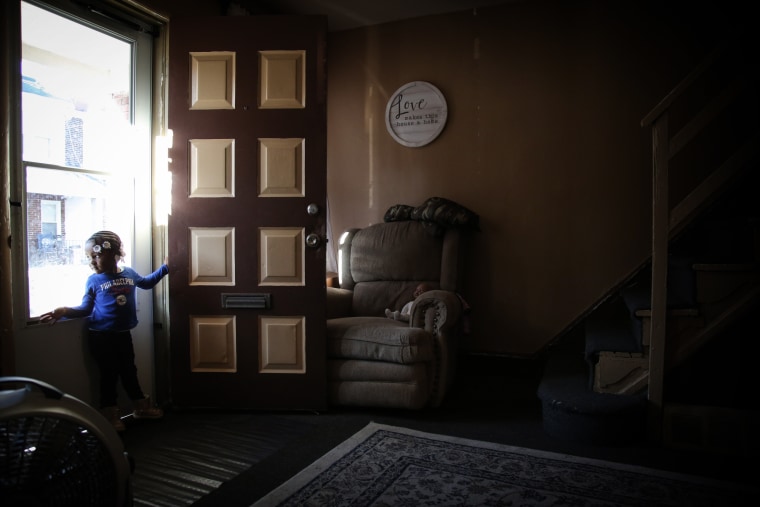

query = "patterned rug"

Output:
[[252, 422, 755, 506]]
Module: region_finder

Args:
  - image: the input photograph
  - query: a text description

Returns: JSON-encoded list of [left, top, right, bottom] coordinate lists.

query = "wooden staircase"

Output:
[[640, 26, 760, 446], [538, 29, 760, 451], [596, 259, 760, 396]]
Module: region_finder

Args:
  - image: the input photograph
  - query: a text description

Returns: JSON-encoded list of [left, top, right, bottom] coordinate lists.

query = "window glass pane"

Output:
[[21, 2, 132, 168], [26, 166, 134, 318]]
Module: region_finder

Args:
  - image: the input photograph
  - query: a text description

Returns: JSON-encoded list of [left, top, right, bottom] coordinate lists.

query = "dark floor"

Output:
[[120, 355, 756, 506]]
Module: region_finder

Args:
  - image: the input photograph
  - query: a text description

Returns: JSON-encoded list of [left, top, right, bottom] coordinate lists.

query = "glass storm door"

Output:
[[13, 0, 155, 405]]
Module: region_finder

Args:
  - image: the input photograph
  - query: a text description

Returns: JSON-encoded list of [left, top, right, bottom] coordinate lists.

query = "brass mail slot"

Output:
[[221, 293, 271, 309]]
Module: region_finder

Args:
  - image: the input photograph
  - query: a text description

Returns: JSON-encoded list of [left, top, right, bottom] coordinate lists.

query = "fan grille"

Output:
[[1, 415, 118, 506]]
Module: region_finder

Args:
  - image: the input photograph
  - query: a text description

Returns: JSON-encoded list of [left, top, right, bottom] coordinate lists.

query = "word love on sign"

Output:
[[385, 81, 448, 147]]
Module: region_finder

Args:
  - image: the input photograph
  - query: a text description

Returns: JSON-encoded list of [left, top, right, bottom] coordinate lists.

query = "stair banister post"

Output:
[[648, 113, 669, 443]]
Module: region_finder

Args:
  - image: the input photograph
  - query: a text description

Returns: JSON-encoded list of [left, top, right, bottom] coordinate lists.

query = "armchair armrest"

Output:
[[326, 287, 353, 319], [409, 290, 463, 407], [409, 290, 462, 333]]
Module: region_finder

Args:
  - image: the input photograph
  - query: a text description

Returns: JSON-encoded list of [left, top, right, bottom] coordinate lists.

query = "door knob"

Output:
[[305, 233, 321, 248], [306, 203, 320, 216]]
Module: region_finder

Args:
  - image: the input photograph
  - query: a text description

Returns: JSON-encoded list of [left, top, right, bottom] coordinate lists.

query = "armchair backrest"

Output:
[[338, 221, 462, 316]]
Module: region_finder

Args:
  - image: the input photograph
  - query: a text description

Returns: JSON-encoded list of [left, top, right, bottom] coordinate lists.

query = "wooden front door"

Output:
[[167, 15, 327, 410]]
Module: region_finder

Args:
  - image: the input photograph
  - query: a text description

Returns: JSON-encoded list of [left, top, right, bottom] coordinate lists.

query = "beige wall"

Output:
[[325, 0, 728, 355], [123, 0, 733, 357]]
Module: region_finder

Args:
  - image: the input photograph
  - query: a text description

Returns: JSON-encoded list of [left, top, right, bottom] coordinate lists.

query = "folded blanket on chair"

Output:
[[384, 197, 479, 236]]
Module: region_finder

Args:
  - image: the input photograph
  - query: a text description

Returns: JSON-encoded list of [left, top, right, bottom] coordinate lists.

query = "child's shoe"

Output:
[[133, 396, 163, 419], [101, 406, 126, 432]]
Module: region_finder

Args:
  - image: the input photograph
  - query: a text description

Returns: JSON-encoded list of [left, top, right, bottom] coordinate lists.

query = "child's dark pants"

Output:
[[88, 330, 145, 408]]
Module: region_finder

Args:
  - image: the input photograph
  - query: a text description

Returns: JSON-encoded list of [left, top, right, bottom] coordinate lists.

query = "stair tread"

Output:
[[693, 262, 759, 271], [634, 308, 700, 317]]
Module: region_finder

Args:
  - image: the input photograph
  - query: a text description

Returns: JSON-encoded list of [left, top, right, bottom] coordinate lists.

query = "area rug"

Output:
[[252, 422, 755, 506]]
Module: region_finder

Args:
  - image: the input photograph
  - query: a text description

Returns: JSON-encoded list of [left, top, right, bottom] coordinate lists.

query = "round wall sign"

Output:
[[385, 81, 448, 147]]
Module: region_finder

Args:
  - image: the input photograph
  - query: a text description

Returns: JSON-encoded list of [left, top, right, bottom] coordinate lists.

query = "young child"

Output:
[[40, 230, 168, 432], [385, 282, 433, 322]]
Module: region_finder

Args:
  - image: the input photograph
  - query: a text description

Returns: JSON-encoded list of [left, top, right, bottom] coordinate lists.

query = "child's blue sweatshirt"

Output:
[[66, 265, 169, 331]]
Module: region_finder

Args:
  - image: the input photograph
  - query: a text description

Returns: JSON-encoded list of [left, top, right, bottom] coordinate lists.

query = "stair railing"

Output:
[[640, 33, 758, 441]]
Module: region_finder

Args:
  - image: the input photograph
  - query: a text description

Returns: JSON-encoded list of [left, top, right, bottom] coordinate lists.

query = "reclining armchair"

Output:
[[326, 220, 465, 409]]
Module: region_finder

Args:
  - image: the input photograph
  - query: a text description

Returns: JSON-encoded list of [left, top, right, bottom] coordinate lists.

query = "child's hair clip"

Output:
[[92, 241, 111, 254]]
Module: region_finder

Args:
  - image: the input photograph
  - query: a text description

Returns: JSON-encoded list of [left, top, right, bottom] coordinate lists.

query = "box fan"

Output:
[[0, 377, 132, 506]]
